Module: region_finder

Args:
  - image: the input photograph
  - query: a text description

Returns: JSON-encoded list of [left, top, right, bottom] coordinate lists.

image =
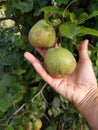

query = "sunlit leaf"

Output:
[[78, 12, 88, 24], [88, 10, 98, 19], [78, 26, 98, 37], [59, 22, 78, 39], [78, 11, 98, 24]]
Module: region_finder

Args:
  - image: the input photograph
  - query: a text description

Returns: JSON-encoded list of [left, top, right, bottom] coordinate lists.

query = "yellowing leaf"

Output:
[[12, 67, 26, 75]]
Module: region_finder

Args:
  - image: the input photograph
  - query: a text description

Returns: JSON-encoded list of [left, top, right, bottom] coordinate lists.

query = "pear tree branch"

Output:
[[6, 83, 47, 124]]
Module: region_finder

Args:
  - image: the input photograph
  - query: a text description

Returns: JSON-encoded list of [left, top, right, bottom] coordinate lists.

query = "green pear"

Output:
[[44, 47, 76, 77], [28, 19, 56, 48]]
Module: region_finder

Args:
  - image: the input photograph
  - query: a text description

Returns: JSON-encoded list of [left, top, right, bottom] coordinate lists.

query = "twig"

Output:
[[41, 92, 48, 106], [31, 83, 47, 102], [63, 0, 78, 12], [44, 114, 55, 126], [6, 103, 25, 124], [13, 103, 26, 116], [6, 83, 47, 124]]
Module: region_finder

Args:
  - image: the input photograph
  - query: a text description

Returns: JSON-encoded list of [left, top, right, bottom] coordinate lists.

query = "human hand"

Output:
[[24, 40, 97, 106]]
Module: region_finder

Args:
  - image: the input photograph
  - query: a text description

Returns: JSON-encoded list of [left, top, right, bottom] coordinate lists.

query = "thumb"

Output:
[[79, 39, 90, 62]]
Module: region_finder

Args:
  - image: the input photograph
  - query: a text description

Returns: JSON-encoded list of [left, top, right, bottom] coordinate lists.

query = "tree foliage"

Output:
[[0, 0, 98, 129]]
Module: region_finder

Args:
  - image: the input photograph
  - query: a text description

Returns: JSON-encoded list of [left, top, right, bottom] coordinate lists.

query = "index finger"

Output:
[[24, 52, 53, 85]]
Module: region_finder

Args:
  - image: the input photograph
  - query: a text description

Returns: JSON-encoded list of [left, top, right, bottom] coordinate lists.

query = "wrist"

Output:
[[76, 87, 98, 130], [76, 87, 98, 107]]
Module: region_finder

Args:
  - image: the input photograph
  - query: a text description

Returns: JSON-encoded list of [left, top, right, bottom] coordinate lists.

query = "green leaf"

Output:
[[59, 22, 78, 39], [30, 95, 46, 118], [12, 0, 34, 13], [34, 74, 42, 82], [46, 126, 56, 130], [56, 0, 69, 6], [41, 6, 60, 14], [5, 6, 14, 18], [88, 10, 98, 19], [78, 12, 88, 24], [62, 10, 70, 18], [78, 11, 98, 24], [88, 1, 98, 12], [0, 94, 13, 112], [0, 73, 12, 87], [52, 97, 60, 108], [5, 125, 14, 130], [0, 73, 25, 109], [78, 26, 98, 37], [62, 11, 78, 24], [69, 13, 77, 24], [14, 36, 24, 47], [96, 59, 98, 67], [12, 67, 26, 76], [41, 6, 61, 26]]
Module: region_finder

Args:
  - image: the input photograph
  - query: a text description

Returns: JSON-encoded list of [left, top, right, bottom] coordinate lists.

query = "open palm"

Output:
[[24, 40, 97, 106]]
